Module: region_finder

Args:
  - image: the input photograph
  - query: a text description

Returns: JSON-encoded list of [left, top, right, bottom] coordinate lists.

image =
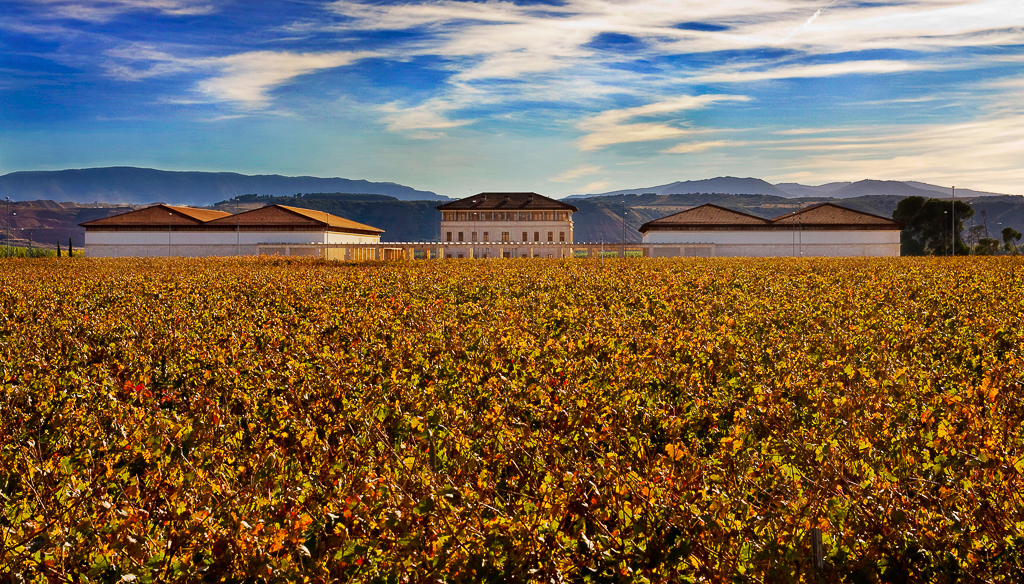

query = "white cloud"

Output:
[[578, 94, 749, 151], [28, 0, 216, 21], [691, 60, 928, 84], [550, 164, 603, 182], [197, 51, 373, 108], [762, 113, 1024, 195], [104, 45, 376, 108], [378, 99, 472, 138], [661, 140, 747, 154]]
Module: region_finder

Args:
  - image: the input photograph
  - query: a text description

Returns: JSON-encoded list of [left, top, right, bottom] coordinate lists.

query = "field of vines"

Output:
[[2, 257, 1023, 582]]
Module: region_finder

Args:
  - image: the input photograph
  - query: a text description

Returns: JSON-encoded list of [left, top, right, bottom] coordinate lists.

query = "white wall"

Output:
[[85, 230, 380, 257], [642, 229, 900, 257]]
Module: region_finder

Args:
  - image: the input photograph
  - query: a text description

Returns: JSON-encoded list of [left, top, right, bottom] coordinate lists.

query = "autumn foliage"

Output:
[[1, 257, 1023, 582]]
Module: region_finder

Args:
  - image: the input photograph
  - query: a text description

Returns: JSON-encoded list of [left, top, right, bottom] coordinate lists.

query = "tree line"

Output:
[[893, 196, 1021, 256]]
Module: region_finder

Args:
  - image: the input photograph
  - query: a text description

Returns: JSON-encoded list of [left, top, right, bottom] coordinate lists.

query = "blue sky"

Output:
[[1, 0, 1022, 197]]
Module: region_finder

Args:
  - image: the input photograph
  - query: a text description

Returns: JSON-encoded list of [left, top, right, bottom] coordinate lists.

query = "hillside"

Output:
[[0, 167, 446, 206], [575, 177, 1016, 200], [212, 193, 442, 242], [7, 192, 1023, 249]]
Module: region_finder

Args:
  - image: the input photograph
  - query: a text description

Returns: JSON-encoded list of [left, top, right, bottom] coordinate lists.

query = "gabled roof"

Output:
[[204, 204, 383, 234], [437, 192, 578, 212], [770, 203, 901, 227], [639, 202, 903, 233], [80, 204, 230, 227], [639, 204, 769, 233]]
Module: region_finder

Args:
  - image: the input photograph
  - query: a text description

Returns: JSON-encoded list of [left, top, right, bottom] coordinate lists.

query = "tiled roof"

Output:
[[770, 203, 900, 226], [80, 204, 231, 227], [639, 204, 770, 232], [639, 202, 902, 233], [204, 204, 383, 234], [437, 192, 578, 212], [82, 203, 384, 234]]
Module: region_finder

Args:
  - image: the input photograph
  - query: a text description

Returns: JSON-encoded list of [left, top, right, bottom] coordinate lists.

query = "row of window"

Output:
[[446, 230, 567, 243], [441, 211, 571, 222]]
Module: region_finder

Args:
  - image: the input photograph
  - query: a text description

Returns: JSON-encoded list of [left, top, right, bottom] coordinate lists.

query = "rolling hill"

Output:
[[0, 167, 447, 206], [575, 178, 1015, 200]]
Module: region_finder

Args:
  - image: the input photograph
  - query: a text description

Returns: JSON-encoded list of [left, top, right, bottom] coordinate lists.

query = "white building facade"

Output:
[[82, 204, 383, 257], [437, 192, 577, 258], [640, 203, 902, 257]]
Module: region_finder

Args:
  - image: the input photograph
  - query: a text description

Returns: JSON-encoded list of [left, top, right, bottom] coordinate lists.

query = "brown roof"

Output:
[[204, 204, 383, 234], [639, 204, 770, 232], [80, 204, 231, 227], [770, 203, 901, 227], [640, 202, 903, 233], [437, 192, 578, 212]]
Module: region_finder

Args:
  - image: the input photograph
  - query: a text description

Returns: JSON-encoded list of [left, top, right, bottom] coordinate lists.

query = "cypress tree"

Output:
[[56, 239, 62, 258], [69, 237, 73, 257]]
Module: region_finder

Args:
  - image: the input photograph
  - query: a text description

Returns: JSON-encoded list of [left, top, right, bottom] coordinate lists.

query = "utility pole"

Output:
[[168, 211, 173, 257], [951, 186, 956, 256], [622, 195, 627, 258], [4, 196, 9, 257]]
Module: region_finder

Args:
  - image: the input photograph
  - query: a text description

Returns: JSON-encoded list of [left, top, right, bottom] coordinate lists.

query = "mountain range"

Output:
[[572, 177, 1011, 199], [0, 167, 447, 205], [1, 167, 1021, 250]]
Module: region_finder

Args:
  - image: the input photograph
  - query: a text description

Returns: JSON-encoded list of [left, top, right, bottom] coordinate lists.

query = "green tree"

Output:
[[892, 196, 974, 256], [975, 238, 1001, 255], [1002, 227, 1022, 254]]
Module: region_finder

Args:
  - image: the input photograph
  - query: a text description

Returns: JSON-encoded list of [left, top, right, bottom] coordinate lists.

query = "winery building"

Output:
[[436, 192, 577, 258], [81, 204, 383, 257], [639, 203, 902, 257]]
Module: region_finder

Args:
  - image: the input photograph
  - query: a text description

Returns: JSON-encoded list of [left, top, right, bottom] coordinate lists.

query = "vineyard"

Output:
[[1, 257, 1023, 582]]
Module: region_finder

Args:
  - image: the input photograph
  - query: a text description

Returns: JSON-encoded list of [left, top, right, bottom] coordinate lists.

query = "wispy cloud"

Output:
[[27, 0, 216, 21], [578, 95, 749, 151], [550, 164, 603, 183], [762, 113, 1024, 194], [105, 45, 376, 108], [378, 99, 472, 138], [661, 140, 748, 154]]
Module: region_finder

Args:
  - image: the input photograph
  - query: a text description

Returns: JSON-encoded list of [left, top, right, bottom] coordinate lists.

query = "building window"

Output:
[[544, 212, 554, 221], [458, 232, 464, 242], [557, 212, 567, 221], [483, 232, 489, 242], [502, 232, 510, 242], [446, 231, 452, 242], [534, 231, 540, 242], [547, 231, 553, 242], [534, 212, 544, 221], [472, 231, 478, 242], [458, 212, 467, 221], [520, 212, 531, 221], [522, 231, 528, 241], [559, 231, 565, 242]]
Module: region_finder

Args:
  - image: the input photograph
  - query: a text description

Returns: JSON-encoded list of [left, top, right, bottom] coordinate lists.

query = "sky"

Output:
[[1, 0, 1022, 198]]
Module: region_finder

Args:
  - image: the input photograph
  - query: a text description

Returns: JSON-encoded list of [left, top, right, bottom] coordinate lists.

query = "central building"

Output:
[[436, 192, 578, 258]]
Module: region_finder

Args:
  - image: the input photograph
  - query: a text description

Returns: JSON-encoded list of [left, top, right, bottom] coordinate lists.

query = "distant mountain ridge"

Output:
[[0, 167, 447, 205], [573, 177, 1013, 199]]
